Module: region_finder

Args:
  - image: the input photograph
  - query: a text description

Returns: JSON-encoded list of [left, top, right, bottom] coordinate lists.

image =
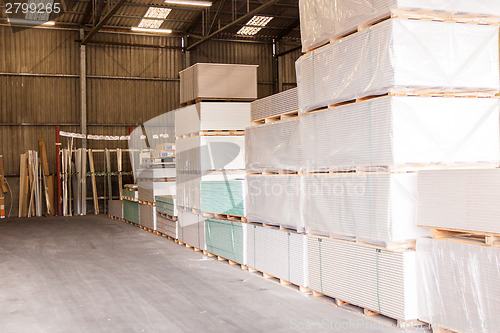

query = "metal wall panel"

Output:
[[277, 42, 301, 90]]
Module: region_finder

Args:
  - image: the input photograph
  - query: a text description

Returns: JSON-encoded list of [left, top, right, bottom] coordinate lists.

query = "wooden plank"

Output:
[[38, 140, 50, 176], [88, 150, 99, 215], [0, 155, 7, 193], [46, 175, 55, 216]]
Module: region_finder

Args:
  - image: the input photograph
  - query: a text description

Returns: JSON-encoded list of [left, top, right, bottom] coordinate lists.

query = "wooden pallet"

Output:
[[202, 211, 247, 222], [121, 195, 139, 202], [306, 13, 500, 54], [427, 227, 500, 247], [247, 266, 311, 294], [157, 212, 178, 221], [204, 251, 248, 270], [251, 110, 299, 126], [177, 240, 203, 252], [246, 221, 306, 235], [247, 170, 300, 176], [311, 291, 426, 329], [309, 233, 416, 252], [138, 200, 156, 207], [176, 129, 245, 140], [180, 97, 255, 107], [433, 326, 462, 333]]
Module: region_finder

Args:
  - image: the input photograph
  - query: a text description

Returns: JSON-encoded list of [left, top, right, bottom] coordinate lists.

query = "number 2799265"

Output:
[[6, 2, 61, 14]]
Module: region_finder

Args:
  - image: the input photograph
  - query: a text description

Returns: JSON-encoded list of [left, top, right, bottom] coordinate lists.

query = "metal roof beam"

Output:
[[81, 0, 127, 44]]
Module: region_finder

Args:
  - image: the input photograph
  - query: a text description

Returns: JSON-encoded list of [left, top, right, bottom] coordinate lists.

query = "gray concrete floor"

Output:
[[0, 215, 422, 333]]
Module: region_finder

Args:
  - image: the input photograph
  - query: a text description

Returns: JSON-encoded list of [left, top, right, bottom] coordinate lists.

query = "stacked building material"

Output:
[[295, 1, 500, 326], [155, 195, 177, 217], [108, 200, 123, 219], [179, 63, 258, 105], [246, 224, 308, 288], [123, 199, 139, 224], [205, 219, 246, 263], [139, 204, 156, 230], [156, 214, 178, 239], [250, 87, 298, 121], [176, 64, 254, 256]]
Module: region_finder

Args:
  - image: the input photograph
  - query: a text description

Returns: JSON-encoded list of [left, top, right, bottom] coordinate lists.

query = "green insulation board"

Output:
[[122, 189, 137, 199], [201, 180, 244, 216], [205, 218, 244, 264], [123, 200, 140, 224], [155, 195, 176, 215]]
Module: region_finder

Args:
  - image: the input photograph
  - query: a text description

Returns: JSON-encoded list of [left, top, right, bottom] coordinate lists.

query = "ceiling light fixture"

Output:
[[8, 18, 56, 26], [138, 7, 172, 29], [131, 27, 173, 34], [237, 15, 273, 36], [164, 0, 212, 7]]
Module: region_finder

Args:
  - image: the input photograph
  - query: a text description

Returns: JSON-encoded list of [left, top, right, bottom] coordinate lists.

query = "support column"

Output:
[[80, 29, 87, 148]]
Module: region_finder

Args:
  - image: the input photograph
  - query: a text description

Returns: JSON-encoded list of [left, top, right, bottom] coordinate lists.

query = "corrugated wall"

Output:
[[0, 27, 300, 216]]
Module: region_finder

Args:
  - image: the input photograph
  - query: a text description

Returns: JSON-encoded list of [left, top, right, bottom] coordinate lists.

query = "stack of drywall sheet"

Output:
[[308, 236, 419, 321], [122, 188, 138, 200], [299, 0, 500, 52], [123, 200, 139, 224], [303, 173, 427, 249], [417, 169, 500, 234], [179, 63, 258, 105], [138, 182, 176, 203], [250, 87, 298, 121], [296, 19, 499, 113], [417, 238, 500, 332], [178, 210, 205, 250], [139, 204, 156, 230], [205, 219, 246, 264], [155, 195, 177, 217], [108, 200, 123, 219], [175, 102, 251, 135], [246, 174, 303, 232], [201, 180, 245, 216], [246, 118, 301, 173], [156, 214, 178, 238], [300, 96, 500, 172], [247, 224, 308, 287], [136, 167, 176, 179]]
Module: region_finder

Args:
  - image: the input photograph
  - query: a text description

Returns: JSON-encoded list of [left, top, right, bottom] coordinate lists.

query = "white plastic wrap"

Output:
[[179, 63, 258, 105], [247, 225, 308, 287], [308, 236, 419, 321], [245, 175, 303, 232], [418, 169, 500, 234], [303, 173, 427, 249], [300, 96, 500, 172], [139, 204, 156, 230], [250, 87, 298, 121], [136, 168, 176, 180], [296, 18, 500, 113], [138, 182, 176, 203], [178, 210, 205, 250], [245, 118, 301, 173], [299, 0, 500, 52], [175, 102, 251, 136], [417, 238, 500, 332]]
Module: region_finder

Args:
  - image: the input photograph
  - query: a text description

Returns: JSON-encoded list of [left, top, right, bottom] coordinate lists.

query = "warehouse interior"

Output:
[[1, 1, 499, 332]]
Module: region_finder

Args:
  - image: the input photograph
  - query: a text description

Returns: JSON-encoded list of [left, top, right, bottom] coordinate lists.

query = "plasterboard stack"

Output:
[[296, 0, 500, 326], [155, 195, 178, 238], [108, 200, 123, 219], [156, 214, 178, 239], [205, 219, 246, 264], [121, 185, 139, 224], [416, 170, 500, 332], [176, 64, 255, 257], [250, 87, 298, 123]]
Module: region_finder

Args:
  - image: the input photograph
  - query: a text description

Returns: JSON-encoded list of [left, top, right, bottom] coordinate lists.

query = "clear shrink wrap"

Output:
[[245, 118, 301, 173], [418, 169, 500, 234], [175, 102, 251, 136], [308, 236, 419, 322], [178, 210, 205, 250], [303, 173, 427, 249], [299, 0, 500, 53], [247, 224, 308, 288], [139, 204, 156, 230], [245, 175, 303, 232], [296, 19, 499, 113], [138, 182, 176, 203], [250, 87, 298, 121], [300, 96, 500, 172], [201, 179, 245, 216], [417, 238, 500, 332]]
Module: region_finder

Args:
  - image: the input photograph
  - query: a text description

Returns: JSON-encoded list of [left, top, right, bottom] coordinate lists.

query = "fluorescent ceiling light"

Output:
[[164, 0, 212, 7], [8, 18, 55, 26], [246, 15, 273, 27], [138, 7, 172, 29], [237, 26, 262, 36], [237, 15, 273, 36], [131, 27, 173, 34]]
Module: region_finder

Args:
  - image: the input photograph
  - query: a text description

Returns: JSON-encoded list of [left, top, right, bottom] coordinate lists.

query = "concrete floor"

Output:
[[0, 215, 421, 333]]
